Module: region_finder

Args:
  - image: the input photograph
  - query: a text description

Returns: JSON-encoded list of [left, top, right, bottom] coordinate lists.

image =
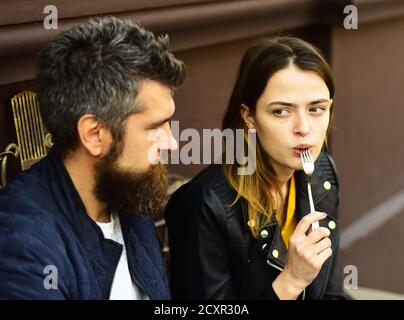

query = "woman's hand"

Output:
[[272, 211, 332, 299]]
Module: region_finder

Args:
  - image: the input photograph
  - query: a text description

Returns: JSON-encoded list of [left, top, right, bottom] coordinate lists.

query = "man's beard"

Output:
[[94, 147, 168, 218]]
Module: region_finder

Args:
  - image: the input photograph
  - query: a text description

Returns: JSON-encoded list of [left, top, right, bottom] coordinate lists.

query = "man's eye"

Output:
[[272, 108, 289, 117], [149, 125, 162, 132], [150, 121, 169, 130]]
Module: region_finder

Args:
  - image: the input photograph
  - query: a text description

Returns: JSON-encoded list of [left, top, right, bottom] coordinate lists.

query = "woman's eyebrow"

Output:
[[308, 99, 331, 105], [266, 101, 296, 107], [266, 99, 331, 108]]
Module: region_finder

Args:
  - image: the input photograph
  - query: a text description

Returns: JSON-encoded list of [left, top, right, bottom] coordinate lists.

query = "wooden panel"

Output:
[[343, 208, 404, 294], [0, 0, 323, 58], [0, 0, 342, 86], [332, 17, 404, 293], [0, 0, 214, 26], [332, 17, 404, 227]]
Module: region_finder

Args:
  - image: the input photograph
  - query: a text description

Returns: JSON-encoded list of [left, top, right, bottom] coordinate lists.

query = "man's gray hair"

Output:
[[36, 16, 185, 156]]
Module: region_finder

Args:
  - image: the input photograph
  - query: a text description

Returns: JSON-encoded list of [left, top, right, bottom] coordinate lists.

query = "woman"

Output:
[[165, 37, 347, 300]]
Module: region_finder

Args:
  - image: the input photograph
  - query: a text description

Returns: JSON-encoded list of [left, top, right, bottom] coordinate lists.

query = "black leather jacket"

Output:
[[165, 152, 347, 300]]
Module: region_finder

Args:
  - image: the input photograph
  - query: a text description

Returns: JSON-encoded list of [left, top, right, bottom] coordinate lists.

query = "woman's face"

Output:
[[243, 64, 332, 178]]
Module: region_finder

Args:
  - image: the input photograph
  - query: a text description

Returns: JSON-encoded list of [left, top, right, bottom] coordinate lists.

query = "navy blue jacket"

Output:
[[0, 149, 170, 299]]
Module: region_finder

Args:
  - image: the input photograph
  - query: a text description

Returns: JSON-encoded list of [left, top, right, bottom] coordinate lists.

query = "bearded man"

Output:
[[0, 16, 185, 299]]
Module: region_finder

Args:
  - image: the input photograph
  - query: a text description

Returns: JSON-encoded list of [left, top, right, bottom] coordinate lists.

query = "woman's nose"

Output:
[[294, 113, 311, 136]]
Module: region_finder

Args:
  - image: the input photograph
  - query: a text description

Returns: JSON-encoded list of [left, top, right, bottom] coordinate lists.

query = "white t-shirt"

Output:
[[96, 212, 149, 300]]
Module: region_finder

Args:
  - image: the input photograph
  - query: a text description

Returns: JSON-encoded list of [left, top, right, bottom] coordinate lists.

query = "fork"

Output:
[[300, 149, 319, 230]]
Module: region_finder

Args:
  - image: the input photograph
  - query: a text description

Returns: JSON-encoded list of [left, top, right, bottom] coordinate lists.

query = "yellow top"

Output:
[[281, 175, 297, 249]]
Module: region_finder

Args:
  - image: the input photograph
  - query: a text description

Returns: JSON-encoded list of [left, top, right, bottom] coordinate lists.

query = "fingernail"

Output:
[[321, 212, 327, 217]]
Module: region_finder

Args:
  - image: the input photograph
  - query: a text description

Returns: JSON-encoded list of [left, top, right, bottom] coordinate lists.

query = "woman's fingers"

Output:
[[310, 236, 332, 256], [284, 213, 334, 291], [313, 247, 333, 266], [293, 212, 327, 239], [306, 227, 331, 245]]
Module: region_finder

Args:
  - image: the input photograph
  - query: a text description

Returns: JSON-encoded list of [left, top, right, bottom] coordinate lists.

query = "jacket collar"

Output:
[[45, 148, 108, 251], [236, 160, 337, 298], [240, 165, 337, 230], [43, 148, 169, 299], [240, 160, 337, 263]]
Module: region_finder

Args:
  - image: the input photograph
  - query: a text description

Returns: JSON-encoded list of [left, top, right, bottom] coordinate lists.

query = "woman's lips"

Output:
[[292, 146, 312, 157], [295, 144, 312, 150]]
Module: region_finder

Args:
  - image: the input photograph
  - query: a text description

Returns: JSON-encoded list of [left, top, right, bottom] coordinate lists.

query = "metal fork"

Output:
[[300, 149, 319, 230]]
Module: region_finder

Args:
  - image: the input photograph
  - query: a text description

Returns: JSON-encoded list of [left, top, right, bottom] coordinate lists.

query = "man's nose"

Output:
[[159, 125, 178, 151], [167, 128, 178, 151]]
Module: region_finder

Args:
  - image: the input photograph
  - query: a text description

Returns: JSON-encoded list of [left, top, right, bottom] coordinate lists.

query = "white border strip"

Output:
[[341, 189, 404, 250]]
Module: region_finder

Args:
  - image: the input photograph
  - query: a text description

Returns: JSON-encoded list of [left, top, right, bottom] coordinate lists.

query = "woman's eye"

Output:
[[272, 108, 289, 117], [310, 106, 326, 114]]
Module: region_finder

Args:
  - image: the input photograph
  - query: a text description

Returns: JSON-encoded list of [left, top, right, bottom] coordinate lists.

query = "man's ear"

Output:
[[77, 114, 112, 157], [240, 104, 255, 129]]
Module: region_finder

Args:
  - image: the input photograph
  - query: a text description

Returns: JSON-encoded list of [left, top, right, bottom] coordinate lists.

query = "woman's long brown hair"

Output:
[[222, 37, 335, 238]]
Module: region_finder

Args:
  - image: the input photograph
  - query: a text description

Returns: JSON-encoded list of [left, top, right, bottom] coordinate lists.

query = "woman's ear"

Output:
[[240, 104, 255, 129]]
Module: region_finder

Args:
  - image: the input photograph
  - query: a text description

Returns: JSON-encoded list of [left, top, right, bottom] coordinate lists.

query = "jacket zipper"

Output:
[[266, 260, 306, 300]]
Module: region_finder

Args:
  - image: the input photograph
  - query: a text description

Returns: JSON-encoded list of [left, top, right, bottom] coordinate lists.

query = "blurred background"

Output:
[[1, 0, 404, 298]]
